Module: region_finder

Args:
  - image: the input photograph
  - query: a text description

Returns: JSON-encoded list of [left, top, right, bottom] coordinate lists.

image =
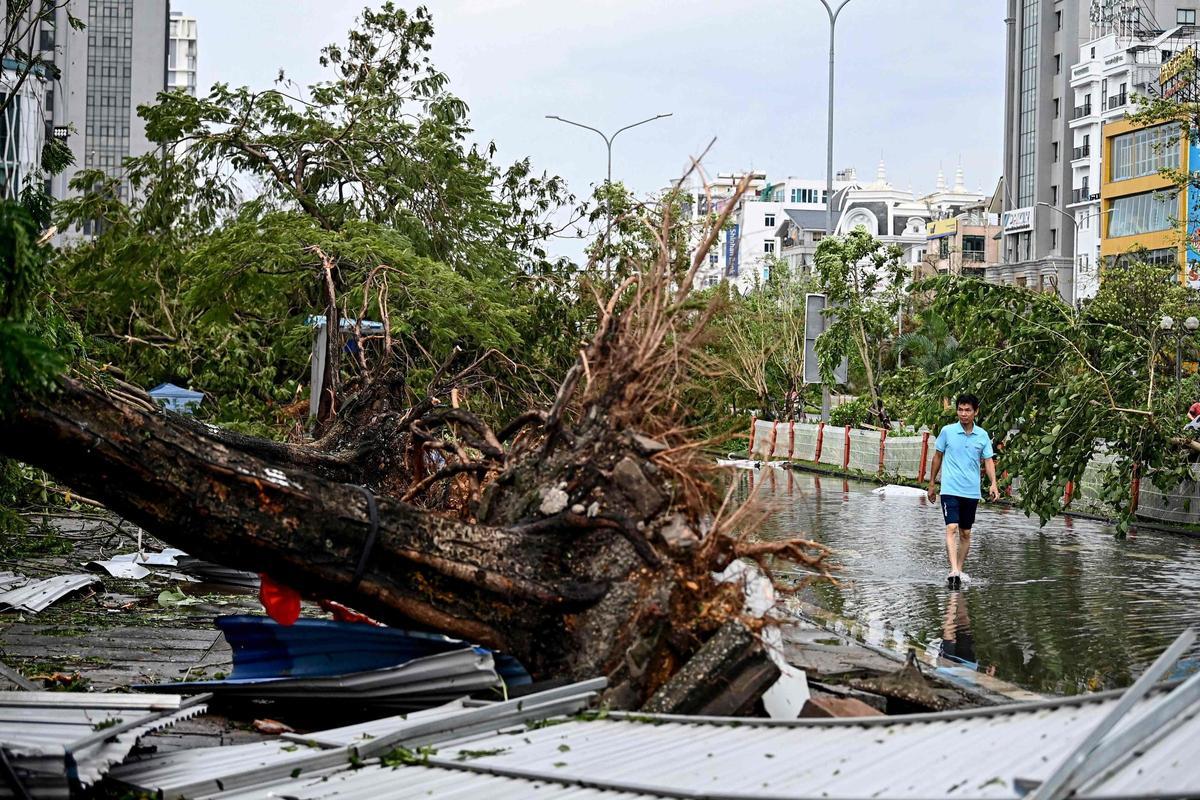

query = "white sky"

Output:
[[174, 1, 1006, 257]]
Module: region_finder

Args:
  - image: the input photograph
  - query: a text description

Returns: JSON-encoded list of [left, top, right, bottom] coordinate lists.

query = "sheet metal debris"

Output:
[[112, 635, 1200, 800], [85, 559, 151, 580], [0, 574, 27, 593], [0, 574, 99, 613], [136, 615, 529, 707], [0, 691, 207, 798], [110, 679, 604, 799]]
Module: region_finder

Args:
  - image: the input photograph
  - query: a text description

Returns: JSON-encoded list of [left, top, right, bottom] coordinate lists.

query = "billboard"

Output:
[[927, 218, 958, 239], [803, 293, 849, 385], [1160, 46, 1196, 101], [724, 223, 740, 277], [1188, 133, 1200, 290], [1002, 206, 1033, 232]]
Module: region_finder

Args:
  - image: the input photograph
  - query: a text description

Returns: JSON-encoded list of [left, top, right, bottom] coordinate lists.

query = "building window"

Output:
[[1016, 276, 1028, 288], [1017, 0, 1039, 206], [1108, 189, 1178, 237], [1052, 141, 1059, 162], [709, 253, 718, 265], [1179, 8, 1196, 24], [938, 238, 950, 259], [1054, 54, 1061, 74], [791, 188, 819, 204], [1056, 10, 1062, 29], [1051, 185, 1058, 204], [1051, 228, 1058, 249], [1021, 231, 1032, 261], [1110, 123, 1181, 181], [962, 235, 985, 261], [1054, 98, 1060, 118], [764, 213, 775, 228], [763, 240, 776, 255]]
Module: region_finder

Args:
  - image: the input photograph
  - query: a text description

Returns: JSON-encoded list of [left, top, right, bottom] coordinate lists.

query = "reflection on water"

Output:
[[748, 468, 1200, 695]]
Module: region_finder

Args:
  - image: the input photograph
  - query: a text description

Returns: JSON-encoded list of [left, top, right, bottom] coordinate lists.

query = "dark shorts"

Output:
[[941, 495, 979, 529]]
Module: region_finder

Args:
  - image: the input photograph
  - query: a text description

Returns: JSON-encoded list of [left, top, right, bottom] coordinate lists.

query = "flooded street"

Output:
[[750, 468, 1200, 696]]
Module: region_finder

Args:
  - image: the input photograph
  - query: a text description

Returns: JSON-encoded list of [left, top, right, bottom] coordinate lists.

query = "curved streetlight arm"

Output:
[[1036, 201, 1078, 230], [545, 115, 609, 145], [818, 0, 854, 22], [612, 113, 674, 144]]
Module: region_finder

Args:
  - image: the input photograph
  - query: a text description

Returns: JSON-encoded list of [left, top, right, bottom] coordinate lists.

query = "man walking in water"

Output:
[[926, 394, 1000, 588]]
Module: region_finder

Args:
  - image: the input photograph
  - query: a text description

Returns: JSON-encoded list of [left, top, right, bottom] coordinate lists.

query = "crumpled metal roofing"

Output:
[[110, 665, 1200, 800], [0, 691, 207, 798], [0, 574, 99, 613], [110, 679, 605, 798]]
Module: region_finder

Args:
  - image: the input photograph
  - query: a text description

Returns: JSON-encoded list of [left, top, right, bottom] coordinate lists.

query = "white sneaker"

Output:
[[958, 572, 970, 584]]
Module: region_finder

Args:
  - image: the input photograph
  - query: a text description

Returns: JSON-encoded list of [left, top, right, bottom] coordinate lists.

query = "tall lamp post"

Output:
[[815, 0, 854, 420], [817, 0, 854, 238], [1036, 202, 1116, 305], [546, 113, 672, 279]]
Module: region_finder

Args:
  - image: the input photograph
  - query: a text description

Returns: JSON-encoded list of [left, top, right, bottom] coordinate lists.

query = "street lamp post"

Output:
[[817, 0, 854, 238], [1035, 202, 1115, 305], [814, 0, 854, 421], [546, 113, 672, 279]]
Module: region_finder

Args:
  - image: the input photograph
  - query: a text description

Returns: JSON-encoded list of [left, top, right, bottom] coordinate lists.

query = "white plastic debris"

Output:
[[872, 484, 929, 497]]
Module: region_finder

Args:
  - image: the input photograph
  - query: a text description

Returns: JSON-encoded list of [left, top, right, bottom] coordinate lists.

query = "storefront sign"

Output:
[[724, 223, 740, 278], [927, 218, 958, 239], [1188, 134, 1200, 289], [1160, 46, 1196, 101], [1002, 206, 1034, 232]]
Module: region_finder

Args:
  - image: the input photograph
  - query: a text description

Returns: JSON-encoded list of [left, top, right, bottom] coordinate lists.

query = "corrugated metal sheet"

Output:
[[141, 648, 503, 709], [0, 692, 206, 798], [0, 574, 99, 613], [111, 671, 1200, 800], [110, 679, 605, 799]]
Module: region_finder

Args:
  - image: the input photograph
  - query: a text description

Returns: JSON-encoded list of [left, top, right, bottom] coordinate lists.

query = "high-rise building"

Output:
[[21, 0, 170, 209], [998, 0, 1200, 301], [168, 10, 197, 97], [0, 60, 50, 201]]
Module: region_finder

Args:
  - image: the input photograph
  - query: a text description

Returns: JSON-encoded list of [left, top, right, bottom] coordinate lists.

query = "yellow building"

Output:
[[1099, 117, 1189, 276]]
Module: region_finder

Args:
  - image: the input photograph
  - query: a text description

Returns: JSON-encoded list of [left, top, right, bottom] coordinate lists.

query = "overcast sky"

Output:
[[174, 0, 1006, 255]]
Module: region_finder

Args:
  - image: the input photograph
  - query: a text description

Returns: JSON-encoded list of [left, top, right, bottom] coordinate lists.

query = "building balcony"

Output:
[[1072, 145, 1090, 160], [1072, 103, 1093, 119], [961, 251, 986, 263], [1106, 92, 1128, 110], [1070, 187, 1101, 205]]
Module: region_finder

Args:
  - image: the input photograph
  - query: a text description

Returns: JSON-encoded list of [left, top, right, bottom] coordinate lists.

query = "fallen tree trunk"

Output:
[[0, 169, 832, 710]]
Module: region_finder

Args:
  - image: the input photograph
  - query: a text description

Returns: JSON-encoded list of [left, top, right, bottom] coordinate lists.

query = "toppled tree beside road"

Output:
[[0, 161, 832, 709]]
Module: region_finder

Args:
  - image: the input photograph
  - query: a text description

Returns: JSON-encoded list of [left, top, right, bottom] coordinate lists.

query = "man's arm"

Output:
[[984, 457, 1000, 501], [927, 449, 944, 502]]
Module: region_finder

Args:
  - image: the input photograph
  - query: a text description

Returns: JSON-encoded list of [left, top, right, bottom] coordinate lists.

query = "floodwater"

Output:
[[748, 468, 1200, 696]]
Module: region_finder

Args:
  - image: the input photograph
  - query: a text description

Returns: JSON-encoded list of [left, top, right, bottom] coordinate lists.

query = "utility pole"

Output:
[[815, 0, 854, 420], [546, 113, 672, 280]]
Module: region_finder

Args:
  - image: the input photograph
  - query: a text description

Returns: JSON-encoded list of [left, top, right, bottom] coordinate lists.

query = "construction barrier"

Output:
[[745, 418, 1200, 525]]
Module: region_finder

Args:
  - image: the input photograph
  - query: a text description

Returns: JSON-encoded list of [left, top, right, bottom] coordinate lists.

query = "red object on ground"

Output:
[[319, 598, 387, 627], [258, 573, 301, 626]]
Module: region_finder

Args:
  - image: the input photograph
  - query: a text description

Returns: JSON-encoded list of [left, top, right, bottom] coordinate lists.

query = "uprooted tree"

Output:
[[0, 158, 832, 710]]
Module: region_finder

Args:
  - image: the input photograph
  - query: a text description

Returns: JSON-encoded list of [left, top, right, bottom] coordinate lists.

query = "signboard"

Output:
[[803, 293, 849, 385], [724, 223, 740, 278], [927, 218, 958, 239], [1160, 45, 1196, 101], [1002, 206, 1034, 232], [1188, 133, 1200, 289]]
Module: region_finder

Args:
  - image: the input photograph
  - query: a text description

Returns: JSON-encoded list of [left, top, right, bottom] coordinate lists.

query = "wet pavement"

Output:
[[748, 468, 1200, 696]]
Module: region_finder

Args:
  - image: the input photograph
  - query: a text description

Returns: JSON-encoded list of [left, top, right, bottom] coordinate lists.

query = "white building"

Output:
[[679, 169, 859, 292], [835, 161, 988, 267], [1068, 17, 1199, 300], [0, 61, 48, 201], [168, 10, 198, 97]]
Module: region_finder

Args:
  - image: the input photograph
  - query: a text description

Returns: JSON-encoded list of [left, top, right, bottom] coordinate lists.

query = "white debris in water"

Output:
[[586, 501, 600, 518], [872, 484, 928, 498], [570, 504, 585, 515]]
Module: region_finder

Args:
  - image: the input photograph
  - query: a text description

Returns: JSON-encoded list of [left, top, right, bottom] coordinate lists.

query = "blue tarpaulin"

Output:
[[149, 382, 204, 414]]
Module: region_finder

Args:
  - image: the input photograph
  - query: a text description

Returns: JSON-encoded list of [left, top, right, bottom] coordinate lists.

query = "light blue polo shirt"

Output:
[[935, 422, 994, 499]]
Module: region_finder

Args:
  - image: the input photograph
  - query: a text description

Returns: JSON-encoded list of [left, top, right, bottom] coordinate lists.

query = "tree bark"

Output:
[[0, 378, 738, 699]]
